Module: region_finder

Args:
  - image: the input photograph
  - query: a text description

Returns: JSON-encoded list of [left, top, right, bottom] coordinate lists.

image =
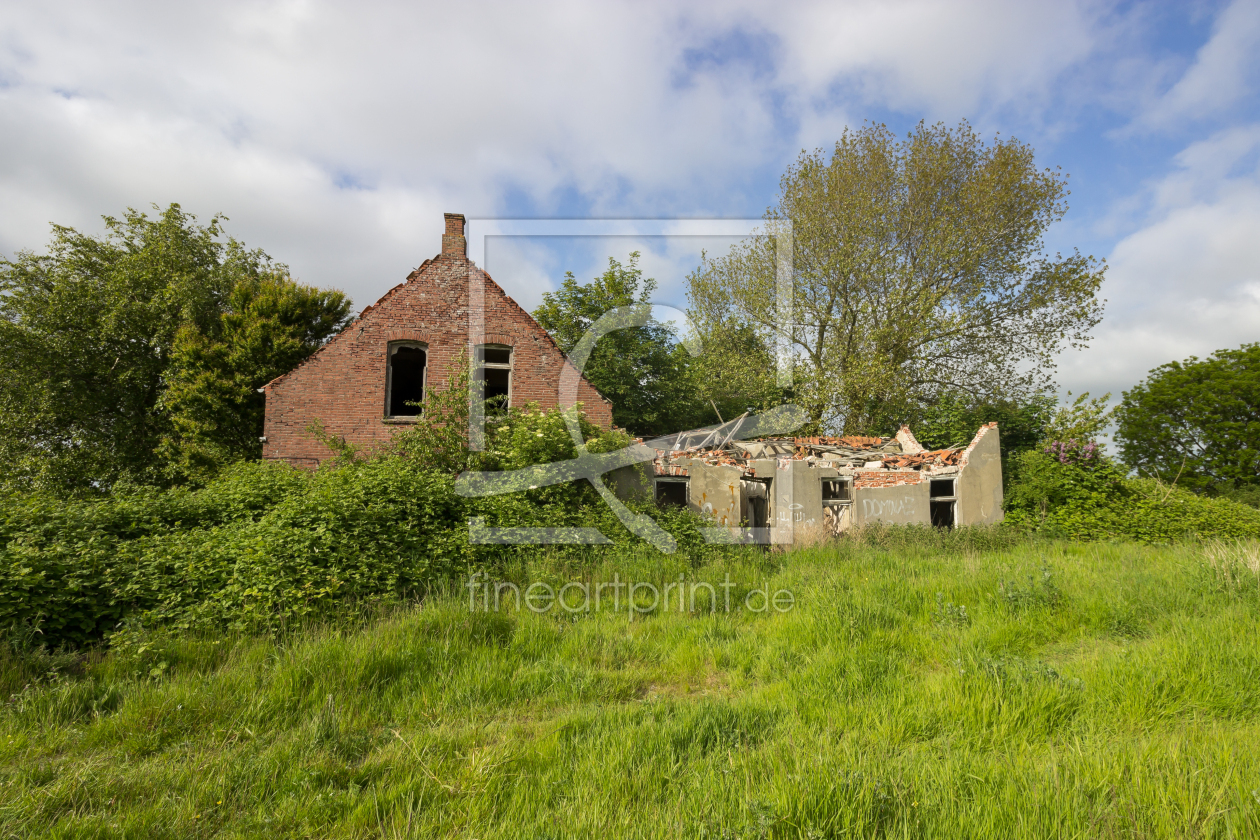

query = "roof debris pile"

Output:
[[640, 417, 975, 479]]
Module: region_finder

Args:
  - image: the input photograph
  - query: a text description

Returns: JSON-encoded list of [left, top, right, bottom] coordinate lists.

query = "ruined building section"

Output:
[[626, 423, 1003, 542], [262, 214, 612, 467]]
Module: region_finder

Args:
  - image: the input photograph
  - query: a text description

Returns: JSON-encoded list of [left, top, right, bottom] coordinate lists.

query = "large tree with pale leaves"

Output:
[[686, 121, 1107, 434]]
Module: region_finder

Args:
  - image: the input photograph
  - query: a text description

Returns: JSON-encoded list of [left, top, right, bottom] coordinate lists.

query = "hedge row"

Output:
[[1003, 449, 1260, 542], [0, 408, 717, 647]]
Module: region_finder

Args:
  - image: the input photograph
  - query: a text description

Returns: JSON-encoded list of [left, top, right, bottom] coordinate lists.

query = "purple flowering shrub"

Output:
[[1043, 439, 1100, 467]]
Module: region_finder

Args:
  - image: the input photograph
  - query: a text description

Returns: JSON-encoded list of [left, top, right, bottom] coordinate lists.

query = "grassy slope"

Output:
[[2, 538, 1259, 838]]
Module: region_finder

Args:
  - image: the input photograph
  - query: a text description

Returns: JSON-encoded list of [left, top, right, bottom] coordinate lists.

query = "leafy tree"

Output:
[[686, 120, 1107, 434], [686, 321, 786, 427], [1115, 342, 1260, 495], [1043, 391, 1115, 448], [160, 272, 351, 482], [0, 205, 241, 492], [533, 254, 706, 436], [0, 203, 345, 493], [914, 393, 1054, 487]]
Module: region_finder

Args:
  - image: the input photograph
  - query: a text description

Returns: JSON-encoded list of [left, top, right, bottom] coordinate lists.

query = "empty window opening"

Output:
[[481, 347, 511, 365], [387, 344, 427, 417], [748, 496, 769, 529], [741, 479, 770, 529], [930, 479, 956, 498], [656, 480, 688, 507], [476, 345, 512, 412], [931, 500, 955, 529], [822, 479, 852, 502]]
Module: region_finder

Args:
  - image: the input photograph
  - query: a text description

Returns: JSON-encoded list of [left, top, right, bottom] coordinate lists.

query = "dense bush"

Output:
[[0, 405, 726, 648], [0, 205, 350, 495], [0, 462, 307, 644], [1004, 447, 1260, 543], [1115, 342, 1259, 495]]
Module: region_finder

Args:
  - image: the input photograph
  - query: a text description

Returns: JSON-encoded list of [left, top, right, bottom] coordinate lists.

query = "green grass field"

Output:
[[3, 534, 1259, 838]]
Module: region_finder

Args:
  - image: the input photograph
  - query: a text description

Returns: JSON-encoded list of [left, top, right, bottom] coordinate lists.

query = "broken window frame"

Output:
[[929, 478, 956, 529], [385, 341, 428, 419], [475, 343, 513, 413], [821, 477, 853, 503], [654, 478, 688, 507]]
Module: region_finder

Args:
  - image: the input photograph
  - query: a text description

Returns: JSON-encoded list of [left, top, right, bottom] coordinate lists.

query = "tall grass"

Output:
[[2, 535, 1259, 837]]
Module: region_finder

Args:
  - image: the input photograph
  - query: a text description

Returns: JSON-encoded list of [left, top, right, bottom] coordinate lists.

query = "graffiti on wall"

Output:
[[861, 496, 918, 519], [776, 502, 807, 523]]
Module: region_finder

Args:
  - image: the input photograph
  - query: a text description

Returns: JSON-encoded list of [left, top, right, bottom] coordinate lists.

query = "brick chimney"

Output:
[[442, 213, 466, 258]]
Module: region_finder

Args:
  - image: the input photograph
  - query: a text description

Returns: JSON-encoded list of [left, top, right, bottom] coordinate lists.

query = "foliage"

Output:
[[686, 320, 787, 426], [1004, 448, 1260, 543], [1221, 484, 1260, 509], [913, 392, 1054, 486], [0, 205, 239, 492], [686, 120, 1107, 434], [4, 540, 1260, 836], [109, 460, 469, 636], [0, 389, 713, 647], [1044, 391, 1115, 450], [0, 462, 307, 645], [160, 272, 351, 482], [0, 204, 343, 494], [1043, 439, 1102, 466], [533, 253, 707, 436], [1115, 342, 1260, 495]]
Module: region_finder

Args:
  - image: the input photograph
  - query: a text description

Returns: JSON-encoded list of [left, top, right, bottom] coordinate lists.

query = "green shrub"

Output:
[[0, 405, 726, 647], [1004, 449, 1260, 542], [108, 459, 468, 635], [0, 460, 309, 645]]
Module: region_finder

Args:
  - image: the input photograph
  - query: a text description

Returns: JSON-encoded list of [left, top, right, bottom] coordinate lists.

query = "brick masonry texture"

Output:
[[853, 471, 924, 488], [262, 214, 612, 467]]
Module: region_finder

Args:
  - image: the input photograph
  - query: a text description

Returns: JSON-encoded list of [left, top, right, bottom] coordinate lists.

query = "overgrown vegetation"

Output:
[[1116, 341, 1259, 502], [2, 344, 1253, 651], [0, 365, 726, 648], [3, 537, 1259, 837], [0, 204, 350, 494], [1004, 443, 1260, 542]]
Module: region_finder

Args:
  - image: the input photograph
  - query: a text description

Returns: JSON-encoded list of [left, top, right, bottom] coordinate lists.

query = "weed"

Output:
[[933, 591, 972, 628], [1201, 539, 1260, 598], [997, 563, 1063, 612]]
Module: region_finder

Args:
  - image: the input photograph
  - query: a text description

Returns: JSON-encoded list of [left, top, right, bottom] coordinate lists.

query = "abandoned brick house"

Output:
[[618, 422, 1005, 537], [261, 213, 612, 467], [261, 212, 1003, 537]]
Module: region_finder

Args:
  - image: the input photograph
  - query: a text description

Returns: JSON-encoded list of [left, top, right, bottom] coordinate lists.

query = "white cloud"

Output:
[[3, 0, 1256, 422], [778, 0, 1100, 117], [1059, 123, 1260, 398], [1132, 0, 1260, 131], [0, 0, 1117, 310]]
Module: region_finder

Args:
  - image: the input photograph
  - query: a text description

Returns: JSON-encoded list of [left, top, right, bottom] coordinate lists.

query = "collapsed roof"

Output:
[[644, 419, 975, 479]]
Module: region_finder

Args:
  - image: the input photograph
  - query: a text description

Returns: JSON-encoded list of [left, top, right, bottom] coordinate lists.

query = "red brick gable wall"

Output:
[[261, 219, 612, 467]]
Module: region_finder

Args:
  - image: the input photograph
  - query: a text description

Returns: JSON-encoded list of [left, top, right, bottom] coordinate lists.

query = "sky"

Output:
[[2, 0, 1259, 409]]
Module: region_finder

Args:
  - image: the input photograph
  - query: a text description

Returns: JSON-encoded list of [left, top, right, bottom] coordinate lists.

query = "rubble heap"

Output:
[[646, 424, 967, 478]]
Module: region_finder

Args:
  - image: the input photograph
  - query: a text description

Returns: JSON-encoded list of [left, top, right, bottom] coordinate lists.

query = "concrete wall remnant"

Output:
[[955, 423, 1004, 526], [623, 421, 1005, 545], [854, 480, 931, 526], [688, 462, 744, 527]]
